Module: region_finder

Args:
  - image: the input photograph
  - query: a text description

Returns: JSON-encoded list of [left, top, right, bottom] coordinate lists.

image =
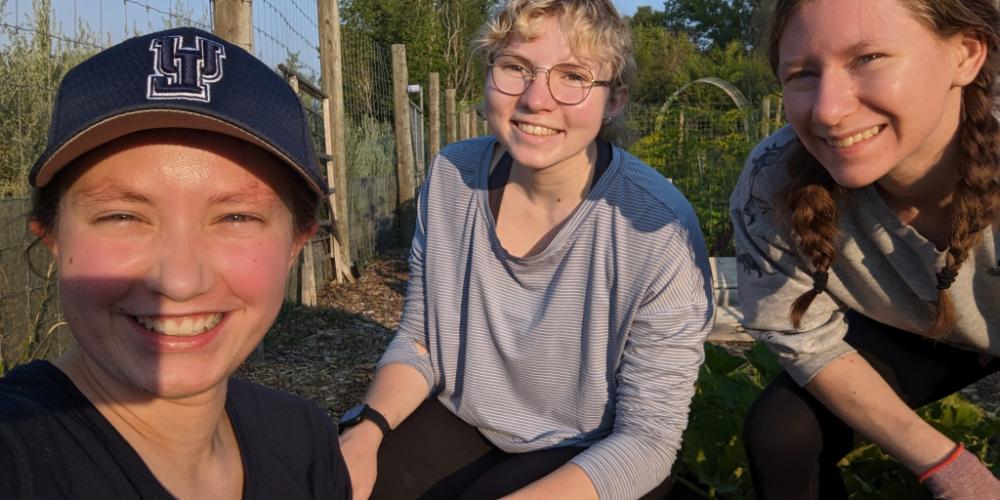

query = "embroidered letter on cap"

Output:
[[147, 35, 226, 102]]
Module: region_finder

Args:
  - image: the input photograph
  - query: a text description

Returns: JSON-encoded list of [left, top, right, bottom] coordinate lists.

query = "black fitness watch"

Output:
[[339, 403, 391, 442]]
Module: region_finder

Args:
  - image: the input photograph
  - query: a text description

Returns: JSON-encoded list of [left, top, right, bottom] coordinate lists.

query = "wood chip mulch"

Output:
[[236, 248, 409, 418]]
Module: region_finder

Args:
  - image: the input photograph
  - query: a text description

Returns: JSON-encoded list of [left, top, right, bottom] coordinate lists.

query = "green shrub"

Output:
[[674, 342, 1000, 499], [0, 0, 100, 196], [345, 114, 396, 178], [628, 105, 756, 256]]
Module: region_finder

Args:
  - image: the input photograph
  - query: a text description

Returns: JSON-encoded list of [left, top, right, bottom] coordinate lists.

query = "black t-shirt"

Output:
[[0, 361, 351, 499]]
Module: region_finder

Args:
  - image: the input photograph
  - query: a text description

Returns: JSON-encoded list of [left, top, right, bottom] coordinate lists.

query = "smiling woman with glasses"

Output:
[[337, 1, 715, 499]]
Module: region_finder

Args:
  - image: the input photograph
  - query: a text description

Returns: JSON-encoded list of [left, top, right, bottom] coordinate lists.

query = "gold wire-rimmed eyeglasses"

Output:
[[488, 54, 614, 105]]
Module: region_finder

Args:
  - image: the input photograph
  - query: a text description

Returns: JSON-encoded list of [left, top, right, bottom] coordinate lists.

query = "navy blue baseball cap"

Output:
[[30, 26, 328, 194]]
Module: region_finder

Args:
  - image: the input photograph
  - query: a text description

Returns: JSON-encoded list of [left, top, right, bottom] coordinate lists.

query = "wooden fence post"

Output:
[[414, 96, 426, 180], [318, 0, 355, 282], [760, 95, 772, 139], [677, 109, 685, 159], [212, 0, 253, 52], [468, 105, 477, 138], [391, 44, 417, 243], [301, 239, 318, 304], [286, 75, 318, 305], [428, 73, 441, 162], [445, 88, 457, 144], [773, 95, 783, 131], [458, 102, 470, 141]]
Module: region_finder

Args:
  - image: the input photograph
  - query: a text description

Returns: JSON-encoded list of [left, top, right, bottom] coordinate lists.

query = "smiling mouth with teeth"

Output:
[[825, 125, 884, 148], [516, 121, 559, 137], [135, 314, 224, 337]]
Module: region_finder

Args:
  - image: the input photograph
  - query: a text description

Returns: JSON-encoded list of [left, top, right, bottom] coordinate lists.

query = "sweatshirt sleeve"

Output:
[[729, 127, 855, 386], [376, 171, 436, 393], [570, 217, 715, 499]]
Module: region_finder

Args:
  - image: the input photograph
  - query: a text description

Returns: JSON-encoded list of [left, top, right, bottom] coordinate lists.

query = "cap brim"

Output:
[[33, 109, 325, 194]]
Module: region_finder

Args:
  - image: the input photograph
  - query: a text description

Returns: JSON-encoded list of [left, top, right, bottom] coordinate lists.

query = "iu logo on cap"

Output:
[[147, 35, 226, 102]]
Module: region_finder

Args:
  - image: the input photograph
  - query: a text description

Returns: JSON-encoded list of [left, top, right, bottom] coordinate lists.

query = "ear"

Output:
[[287, 222, 318, 269], [950, 33, 987, 87], [28, 219, 58, 258], [605, 85, 629, 120]]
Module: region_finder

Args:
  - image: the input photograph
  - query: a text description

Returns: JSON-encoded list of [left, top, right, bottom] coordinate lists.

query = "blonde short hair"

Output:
[[477, 0, 634, 85], [476, 0, 635, 143]]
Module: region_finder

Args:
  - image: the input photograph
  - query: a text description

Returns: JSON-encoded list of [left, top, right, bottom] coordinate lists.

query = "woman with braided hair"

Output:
[[730, 0, 999, 498]]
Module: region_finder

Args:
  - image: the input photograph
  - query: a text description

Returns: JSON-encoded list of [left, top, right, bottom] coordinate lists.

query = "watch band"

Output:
[[340, 403, 392, 442], [360, 405, 391, 441]]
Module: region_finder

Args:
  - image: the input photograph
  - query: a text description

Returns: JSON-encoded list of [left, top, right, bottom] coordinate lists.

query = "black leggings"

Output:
[[743, 312, 1000, 500], [372, 399, 674, 499]]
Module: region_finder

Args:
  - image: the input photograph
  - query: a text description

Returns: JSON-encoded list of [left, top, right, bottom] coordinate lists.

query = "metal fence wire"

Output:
[[0, 198, 71, 372], [0, 0, 410, 368], [624, 94, 771, 256], [340, 29, 401, 265]]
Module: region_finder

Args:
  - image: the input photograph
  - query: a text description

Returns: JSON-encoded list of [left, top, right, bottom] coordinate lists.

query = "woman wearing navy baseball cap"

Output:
[[0, 27, 350, 499]]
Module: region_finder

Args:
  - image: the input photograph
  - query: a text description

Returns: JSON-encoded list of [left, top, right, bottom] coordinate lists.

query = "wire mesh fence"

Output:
[[0, 0, 412, 368], [254, 0, 320, 79], [624, 94, 775, 256], [340, 29, 402, 265], [0, 198, 71, 371]]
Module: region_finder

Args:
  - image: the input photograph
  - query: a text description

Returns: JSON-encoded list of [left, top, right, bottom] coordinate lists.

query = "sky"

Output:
[[2, 0, 662, 74], [613, 0, 661, 16]]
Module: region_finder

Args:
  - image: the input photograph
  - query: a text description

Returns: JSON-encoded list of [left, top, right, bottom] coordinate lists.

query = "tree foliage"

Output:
[[628, 23, 700, 105], [341, 0, 498, 101], [658, 0, 774, 51], [624, 5, 777, 255]]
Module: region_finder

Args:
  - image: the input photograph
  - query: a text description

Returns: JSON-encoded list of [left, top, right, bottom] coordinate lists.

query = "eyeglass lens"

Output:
[[490, 55, 597, 105]]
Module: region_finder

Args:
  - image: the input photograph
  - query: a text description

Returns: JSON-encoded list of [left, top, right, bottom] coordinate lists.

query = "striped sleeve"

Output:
[[376, 173, 436, 392], [570, 227, 714, 499]]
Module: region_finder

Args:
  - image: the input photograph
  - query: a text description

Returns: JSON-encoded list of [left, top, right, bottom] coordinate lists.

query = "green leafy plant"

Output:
[[672, 342, 780, 498], [345, 114, 397, 178], [673, 343, 1000, 499], [629, 103, 757, 255]]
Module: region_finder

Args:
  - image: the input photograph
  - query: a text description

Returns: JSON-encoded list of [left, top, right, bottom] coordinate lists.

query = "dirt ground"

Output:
[[238, 249, 1000, 420]]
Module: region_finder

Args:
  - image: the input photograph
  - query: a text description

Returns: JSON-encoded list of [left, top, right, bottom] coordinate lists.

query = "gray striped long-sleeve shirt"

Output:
[[378, 137, 715, 499]]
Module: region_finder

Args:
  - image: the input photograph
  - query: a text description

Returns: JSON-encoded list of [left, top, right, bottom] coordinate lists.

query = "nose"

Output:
[[519, 69, 557, 111], [811, 71, 857, 127], [143, 225, 214, 302]]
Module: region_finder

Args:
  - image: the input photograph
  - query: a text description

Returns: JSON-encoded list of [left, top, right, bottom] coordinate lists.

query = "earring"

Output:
[[602, 116, 612, 125]]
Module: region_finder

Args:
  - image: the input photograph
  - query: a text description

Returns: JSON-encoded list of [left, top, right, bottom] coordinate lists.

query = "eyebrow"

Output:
[[72, 181, 284, 208], [496, 51, 590, 68], [779, 38, 887, 72], [73, 182, 154, 206], [206, 188, 284, 208]]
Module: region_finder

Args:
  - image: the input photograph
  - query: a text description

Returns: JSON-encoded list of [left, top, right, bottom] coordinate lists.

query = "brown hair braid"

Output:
[[782, 145, 843, 329], [769, 0, 1000, 335]]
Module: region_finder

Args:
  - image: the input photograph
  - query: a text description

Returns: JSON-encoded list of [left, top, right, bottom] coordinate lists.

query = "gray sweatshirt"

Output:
[[379, 137, 715, 499], [731, 126, 999, 386]]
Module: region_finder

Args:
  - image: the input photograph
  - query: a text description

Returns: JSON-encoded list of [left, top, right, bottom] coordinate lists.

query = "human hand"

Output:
[[920, 444, 1000, 500], [338, 422, 383, 500]]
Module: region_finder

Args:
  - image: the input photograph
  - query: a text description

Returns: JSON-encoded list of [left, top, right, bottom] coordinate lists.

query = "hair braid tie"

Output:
[[811, 270, 829, 293], [936, 268, 959, 290]]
